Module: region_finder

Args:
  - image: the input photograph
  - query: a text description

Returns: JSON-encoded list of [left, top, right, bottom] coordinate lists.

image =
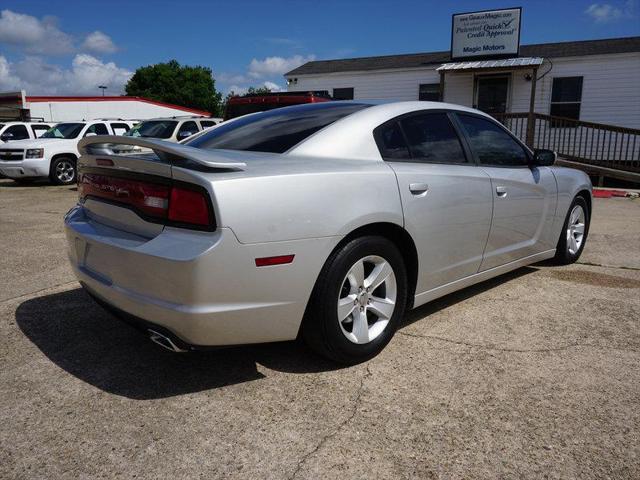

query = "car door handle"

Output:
[[496, 186, 508, 198], [409, 183, 429, 196]]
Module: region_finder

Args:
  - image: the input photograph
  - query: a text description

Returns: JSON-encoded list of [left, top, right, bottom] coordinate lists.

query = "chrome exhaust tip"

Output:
[[148, 329, 188, 353]]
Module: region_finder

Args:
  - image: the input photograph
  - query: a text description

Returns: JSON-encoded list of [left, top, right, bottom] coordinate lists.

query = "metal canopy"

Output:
[[437, 57, 544, 71]]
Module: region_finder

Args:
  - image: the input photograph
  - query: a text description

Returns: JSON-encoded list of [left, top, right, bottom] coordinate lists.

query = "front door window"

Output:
[[475, 76, 509, 115]]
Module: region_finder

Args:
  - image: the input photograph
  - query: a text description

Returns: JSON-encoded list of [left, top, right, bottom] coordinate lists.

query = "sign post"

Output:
[[451, 8, 522, 61]]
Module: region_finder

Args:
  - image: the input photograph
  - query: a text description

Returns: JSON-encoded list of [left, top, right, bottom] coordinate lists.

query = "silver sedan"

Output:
[[64, 101, 592, 363]]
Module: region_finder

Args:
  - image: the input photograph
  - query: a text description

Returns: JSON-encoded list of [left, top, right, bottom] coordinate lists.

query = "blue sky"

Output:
[[0, 0, 638, 95]]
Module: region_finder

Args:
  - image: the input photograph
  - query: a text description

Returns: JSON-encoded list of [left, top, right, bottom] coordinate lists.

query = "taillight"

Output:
[[79, 172, 214, 230], [168, 186, 211, 227]]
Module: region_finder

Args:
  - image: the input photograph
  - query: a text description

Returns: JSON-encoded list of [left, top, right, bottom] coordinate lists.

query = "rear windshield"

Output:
[[42, 123, 85, 139], [188, 102, 370, 154], [125, 120, 177, 139]]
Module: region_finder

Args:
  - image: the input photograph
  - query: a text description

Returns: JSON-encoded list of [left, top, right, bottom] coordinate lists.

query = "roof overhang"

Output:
[[437, 57, 543, 73]]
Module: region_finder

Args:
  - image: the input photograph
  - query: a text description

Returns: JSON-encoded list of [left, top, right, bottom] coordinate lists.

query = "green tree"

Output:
[[125, 60, 223, 116]]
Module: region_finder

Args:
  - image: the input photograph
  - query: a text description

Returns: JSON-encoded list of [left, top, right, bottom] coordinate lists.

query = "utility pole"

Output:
[[98, 85, 107, 96]]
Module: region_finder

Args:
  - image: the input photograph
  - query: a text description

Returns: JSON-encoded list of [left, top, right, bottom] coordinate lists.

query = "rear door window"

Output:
[[177, 121, 199, 139], [85, 123, 109, 136], [31, 124, 51, 138], [374, 122, 411, 160], [399, 112, 467, 164], [110, 123, 131, 135]]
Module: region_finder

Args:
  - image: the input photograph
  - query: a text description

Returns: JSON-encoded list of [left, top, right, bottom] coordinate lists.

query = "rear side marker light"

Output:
[[255, 255, 295, 267]]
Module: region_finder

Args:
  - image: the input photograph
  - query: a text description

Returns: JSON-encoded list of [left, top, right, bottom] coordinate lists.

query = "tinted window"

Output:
[[418, 83, 440, 101], [200, 120, 217, 128], [333, 88, 354, 100], [177, 121, 198, 138], [86, 123, 109, 136], [42, 123, 85, 139], [187, 102, 370, 154], [457, 114, 528, 166], [375, 122, 410, 160], [110, 123, 130, 135], [125, 120, 178, 139], [550, 76, 583, 121], [31, 125, 50, 137], [400, 113, 466, 163], [3, 124, 30, 140]]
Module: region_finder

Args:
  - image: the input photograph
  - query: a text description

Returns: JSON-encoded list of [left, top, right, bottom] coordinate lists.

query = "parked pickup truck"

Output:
[[0, 120, 134, 185], [0, 121, 52, 143]]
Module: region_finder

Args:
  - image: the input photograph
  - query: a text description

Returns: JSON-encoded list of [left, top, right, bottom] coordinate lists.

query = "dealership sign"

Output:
[[451, 8, 522, 60]]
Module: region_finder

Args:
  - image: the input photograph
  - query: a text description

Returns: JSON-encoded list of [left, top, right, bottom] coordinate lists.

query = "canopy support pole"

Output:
[[526, 66, 539, 147]]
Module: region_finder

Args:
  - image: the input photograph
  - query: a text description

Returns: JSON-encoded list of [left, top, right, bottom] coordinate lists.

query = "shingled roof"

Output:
[[286, 36, 640, 76]]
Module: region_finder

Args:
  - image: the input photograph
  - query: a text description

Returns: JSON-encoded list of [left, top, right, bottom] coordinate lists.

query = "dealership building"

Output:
[[285, 36, 640, 130], [0, 92, 210, 122]]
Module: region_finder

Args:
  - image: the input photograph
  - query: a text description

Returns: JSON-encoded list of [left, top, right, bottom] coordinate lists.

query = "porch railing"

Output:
[[493, 112, 640, 174]]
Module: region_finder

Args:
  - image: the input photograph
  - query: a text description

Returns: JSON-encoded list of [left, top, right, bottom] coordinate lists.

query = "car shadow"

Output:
[[16, 266, 539, 400]]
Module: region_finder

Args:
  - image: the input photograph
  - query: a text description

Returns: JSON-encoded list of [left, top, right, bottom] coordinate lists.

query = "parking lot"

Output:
[[1, 178, 639, 479]]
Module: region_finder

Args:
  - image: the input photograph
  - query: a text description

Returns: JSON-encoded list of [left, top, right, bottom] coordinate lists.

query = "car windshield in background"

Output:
[[41, 123, 85, 139], [187, 103, 371, 154], [124, 120, 177, 139]]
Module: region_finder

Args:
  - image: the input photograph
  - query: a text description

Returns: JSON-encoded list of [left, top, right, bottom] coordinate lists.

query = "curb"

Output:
[[592, 188, 640, 199]]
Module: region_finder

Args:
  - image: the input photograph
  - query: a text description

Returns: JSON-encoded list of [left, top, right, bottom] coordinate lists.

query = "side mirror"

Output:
[[85, 132, 97, 137], [177, 130, 194, 140], [1, 133, 14, 141], [532, 149, 556, 167]]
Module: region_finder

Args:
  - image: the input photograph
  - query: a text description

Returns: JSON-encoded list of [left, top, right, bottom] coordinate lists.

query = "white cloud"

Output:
[[585, 1, 636, 22], [0, 54, 133, 95], [248, 54, 315, 79], [82, 31, 117, 54], [0, 9, 74, 54], [262, 81, 283, 92]]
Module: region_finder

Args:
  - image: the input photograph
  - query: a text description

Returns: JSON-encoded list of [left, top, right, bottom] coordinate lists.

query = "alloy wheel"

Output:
[[56, 160, 75, 183], [566, 204, 586, 255], [337, 255, 397, 344]]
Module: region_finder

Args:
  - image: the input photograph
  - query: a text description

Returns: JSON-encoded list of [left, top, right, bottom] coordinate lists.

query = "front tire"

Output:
[[553, 195, 590, 265], [302, 236, 408, 364], [49, 156, 76, 185]]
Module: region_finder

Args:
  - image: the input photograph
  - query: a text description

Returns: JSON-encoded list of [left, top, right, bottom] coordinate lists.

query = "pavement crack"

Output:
[[288, 365, 372, 480], [576, 261, 640, 271], [398, 331, 639, 354]]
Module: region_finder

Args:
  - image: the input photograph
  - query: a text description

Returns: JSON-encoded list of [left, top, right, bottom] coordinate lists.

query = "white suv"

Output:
[[0, 120, 134, 185], [124, 117, 220, 142], [0, 121, 53, 143]]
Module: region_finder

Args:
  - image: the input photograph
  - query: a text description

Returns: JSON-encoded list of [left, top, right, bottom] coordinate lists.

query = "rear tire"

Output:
[[49, 156, 76, 185], [553, 195, 590, 265], [302, 236, 408, 364]]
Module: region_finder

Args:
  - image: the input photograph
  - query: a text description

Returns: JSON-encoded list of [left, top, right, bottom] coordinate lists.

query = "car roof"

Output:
[[288, 100, 494, 160]]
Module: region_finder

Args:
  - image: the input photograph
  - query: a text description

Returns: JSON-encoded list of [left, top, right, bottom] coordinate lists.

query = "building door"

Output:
[[475, 75, 509, 115]]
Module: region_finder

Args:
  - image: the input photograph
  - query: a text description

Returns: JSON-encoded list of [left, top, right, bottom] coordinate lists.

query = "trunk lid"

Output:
[[76, 136, 246, 237]]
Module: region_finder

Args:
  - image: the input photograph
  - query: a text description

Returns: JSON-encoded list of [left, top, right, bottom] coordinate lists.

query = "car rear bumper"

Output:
[[0, 158, 49, 178], [64, 204, 338, 347]]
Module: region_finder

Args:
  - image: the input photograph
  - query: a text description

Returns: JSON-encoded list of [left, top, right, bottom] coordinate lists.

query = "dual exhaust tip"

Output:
[[148, 329, 187, 353]]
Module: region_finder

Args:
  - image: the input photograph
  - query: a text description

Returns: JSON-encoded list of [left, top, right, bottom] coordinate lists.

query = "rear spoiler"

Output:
[[78, 135, 246, 171]]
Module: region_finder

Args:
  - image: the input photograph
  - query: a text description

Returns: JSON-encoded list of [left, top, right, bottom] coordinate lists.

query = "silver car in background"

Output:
[[64, 101, 592, 364]]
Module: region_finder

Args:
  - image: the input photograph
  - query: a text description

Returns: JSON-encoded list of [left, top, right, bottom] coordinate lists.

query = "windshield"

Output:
[[124, 120, 178, 139], [187, 102, 371, 154], [42, 123, 85, 139]]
